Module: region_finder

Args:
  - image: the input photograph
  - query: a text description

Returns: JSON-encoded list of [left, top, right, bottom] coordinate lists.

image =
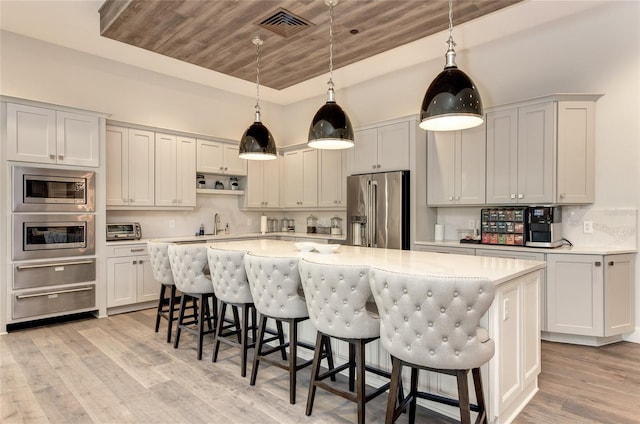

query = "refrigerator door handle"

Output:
[[370, 180, 378, 248]]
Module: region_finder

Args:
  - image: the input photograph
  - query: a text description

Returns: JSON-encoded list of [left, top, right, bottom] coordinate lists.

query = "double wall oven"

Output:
[[10, 166, 97, 323]]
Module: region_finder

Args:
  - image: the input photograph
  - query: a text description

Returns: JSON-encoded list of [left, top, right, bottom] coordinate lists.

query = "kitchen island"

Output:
[[198, 239, 545, 424]]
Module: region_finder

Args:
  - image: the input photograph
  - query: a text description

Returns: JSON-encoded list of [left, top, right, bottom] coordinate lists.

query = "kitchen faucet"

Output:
[[213, 213, 220, 235]]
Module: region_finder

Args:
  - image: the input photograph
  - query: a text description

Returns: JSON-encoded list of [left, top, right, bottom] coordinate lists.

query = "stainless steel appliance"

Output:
[[526, 206, 563, 248], [12, 166, 95, 212], [347, 171, 409, 250], [13, 214, 95, 260], [106, 222, 142, 241]]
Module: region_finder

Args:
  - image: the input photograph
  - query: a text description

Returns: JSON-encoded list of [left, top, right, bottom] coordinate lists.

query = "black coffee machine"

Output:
[[526, 206, 562, 248]]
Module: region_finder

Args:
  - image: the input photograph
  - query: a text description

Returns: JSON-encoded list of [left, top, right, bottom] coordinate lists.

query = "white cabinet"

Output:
[[486, 95, 598, 205], [107, 244, 159, 310], [546, 253, 635, 340], [245, 158, 280, 208], [412, 245, 476, 255], [155, 133, 196, 207], [427, 123, 485, 205], [106, 125, 155, 207], [7, 103, 100, 167], [282, 148, 318, 208], [348, 121, 410, 175], [196, 139, 247, 176], [318, 150, 346, 208]]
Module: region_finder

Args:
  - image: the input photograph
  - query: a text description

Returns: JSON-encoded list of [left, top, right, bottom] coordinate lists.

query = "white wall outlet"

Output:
[[468, 219, 476, 229], [169, 219, 175, 228], [247, 218, 252, 226], [583, 220, 594, 234]]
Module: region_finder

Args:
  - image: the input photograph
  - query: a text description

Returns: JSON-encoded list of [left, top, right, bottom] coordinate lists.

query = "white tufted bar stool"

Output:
[[369, 268, 495, 424], [207, 247, 257, 377], [244, 253, 334, 404], [298, 259, 391, 424], [148, 241, 183, 343], [168, 243, 217, 360]]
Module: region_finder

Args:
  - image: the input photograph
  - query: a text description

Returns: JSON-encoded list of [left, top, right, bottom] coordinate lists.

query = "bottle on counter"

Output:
[[199, 224, 205, 236]]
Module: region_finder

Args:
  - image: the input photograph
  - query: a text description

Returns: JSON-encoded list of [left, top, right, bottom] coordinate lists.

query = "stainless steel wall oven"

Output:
[[13, 214, 95, 260]]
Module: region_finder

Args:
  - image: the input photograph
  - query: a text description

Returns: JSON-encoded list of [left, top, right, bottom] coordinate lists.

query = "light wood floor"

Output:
[[1, 310, 638, 424]]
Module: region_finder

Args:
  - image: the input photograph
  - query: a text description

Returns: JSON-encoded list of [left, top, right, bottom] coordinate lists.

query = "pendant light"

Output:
[[419, 0, 484, 132], [308, 0, 354, 150], [239, 36, 277, 160]]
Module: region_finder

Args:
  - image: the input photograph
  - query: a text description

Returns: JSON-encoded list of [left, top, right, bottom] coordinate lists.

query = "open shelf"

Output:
[[196, 188, 244, 196]]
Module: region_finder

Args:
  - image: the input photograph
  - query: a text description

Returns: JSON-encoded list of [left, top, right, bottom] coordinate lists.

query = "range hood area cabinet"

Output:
[[427, 123, 486, 206], [485, 94, 600, 205]]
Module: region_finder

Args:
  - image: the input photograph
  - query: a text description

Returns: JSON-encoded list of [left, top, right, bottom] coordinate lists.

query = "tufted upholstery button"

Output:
[[455, 322, 460, 327], [403, 288, 408, 294], [406, 346, 411, 351], [455, 351, 460, 356], [343, 300, 348, 304], [428, 321, 433, 327], [430, 350, 435, 355], [467, 306, 472, 311], [479, 288, 483, 294], [453, 291, 458, 297], [416, 334, 421, 339], [359, 272, 364, 277], [416, 306, 421, 311], [384, 283, 389, 288], [346, 322, 350, 327], [427, 291, 432, 297], [404, 317, 409, 322], [339, 275, 344, 280], [440, 307, 446, 313], [331, 288, 336, 293], [442, 337, 448, 342], [351, 286, 356, 291]]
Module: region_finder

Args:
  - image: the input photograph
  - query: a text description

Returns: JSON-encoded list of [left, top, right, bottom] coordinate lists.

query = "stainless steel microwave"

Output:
[[12, 166, 95, 212], [13, 214, 95, 260]]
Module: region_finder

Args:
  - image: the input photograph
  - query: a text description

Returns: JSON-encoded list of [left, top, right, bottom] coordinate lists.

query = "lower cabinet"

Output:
[[546, 253, 635, 341], [106, 244, 159, 311]]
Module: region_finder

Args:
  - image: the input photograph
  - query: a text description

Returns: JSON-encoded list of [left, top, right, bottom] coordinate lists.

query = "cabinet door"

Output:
[[246, 160, 265, 208], [6, 103, 57, 164], [546, 254, 603, 336], [282, 150, 303, 207], [486, 108, 518, 204], [556, 101, 595, 204], [456, 124, 486, 204], [56, 111, 99, 167], [263, 158, 280, 207], [106, 125, 129, 206], [318, 150, 345, 207], [517, 102, 554, 204], [196, 139, 224, 173], [137, 257, 160, 303], [349, 128, 378, 175], [128, 129, 155, 206], [224, 144, 248, 176], [377, 121, 410, 172], [427, 131, 456, 205], [154, 133, 178, 207], [604, 254, 635, 336], [177, 136, 196, 207], [107, 257, 138, 307], [301, 148, 318, 207]]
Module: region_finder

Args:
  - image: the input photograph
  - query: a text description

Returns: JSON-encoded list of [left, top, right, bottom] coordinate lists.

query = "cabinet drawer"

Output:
[[13, 259, 96, 289], [13, 284, 96, 319], [108, 244, 148, 257]]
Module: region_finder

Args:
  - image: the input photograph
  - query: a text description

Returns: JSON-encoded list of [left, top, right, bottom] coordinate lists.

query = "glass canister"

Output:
[[330, 216, 343, 235], [306, 215, 317, 233]]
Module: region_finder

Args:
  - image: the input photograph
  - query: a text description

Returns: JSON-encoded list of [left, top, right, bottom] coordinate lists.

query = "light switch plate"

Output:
[[583, 221, 593, 234]]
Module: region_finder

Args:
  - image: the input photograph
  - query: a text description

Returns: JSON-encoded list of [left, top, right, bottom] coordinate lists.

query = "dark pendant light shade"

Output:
[[239, 36, 277, 160], [308, 0, 354, 150], [419, 0, 484, 132], [239, 112, 277, 160]]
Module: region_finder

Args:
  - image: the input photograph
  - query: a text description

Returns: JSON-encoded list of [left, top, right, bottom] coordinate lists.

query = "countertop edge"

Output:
[[414, 241, 637, 255]]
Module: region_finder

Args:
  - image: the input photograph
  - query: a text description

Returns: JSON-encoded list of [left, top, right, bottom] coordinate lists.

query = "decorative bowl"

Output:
[[314, 244, 341, 254], [294, 242, 316, 252]]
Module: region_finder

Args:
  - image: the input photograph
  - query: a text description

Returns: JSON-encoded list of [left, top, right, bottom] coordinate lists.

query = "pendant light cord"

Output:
[[445, 0, 457, 68], [328, 3, 334, 90], [255, 38, 261, 114]]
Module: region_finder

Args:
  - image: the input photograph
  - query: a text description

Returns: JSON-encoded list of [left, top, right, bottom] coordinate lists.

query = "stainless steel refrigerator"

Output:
[[346, 171, 410, 250]]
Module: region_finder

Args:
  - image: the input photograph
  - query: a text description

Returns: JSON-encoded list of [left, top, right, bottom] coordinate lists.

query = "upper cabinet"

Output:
[[106, 125, 155, 207], [6, 102, 100, 167], [427, 123, 486, 206], [348, 121, 410, 175], [245, 158, 280, 208], [196, 139, 247, 176], [318, 150, 346, 207], [282, 148, 318, 208], [155, 133, 196, 207], [486, 94, 598, 205]]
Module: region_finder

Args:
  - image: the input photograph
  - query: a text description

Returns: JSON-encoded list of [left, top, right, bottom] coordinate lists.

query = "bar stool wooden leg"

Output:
[[289, 319, 298, 404], [250, 315, 268, 386], [173, 293, 188, 349], [348, 343, 355, 392], [356, 339, 366, 424], [472, 367, 488, 424], [240, 304, 250, 377], [212, 302, 227, 363], [456, 369, 471, 424], [305, 332, 324, 416], [155, 284, 167, 333], [385, 357, 402, 424], [166, 285, 177, 343]]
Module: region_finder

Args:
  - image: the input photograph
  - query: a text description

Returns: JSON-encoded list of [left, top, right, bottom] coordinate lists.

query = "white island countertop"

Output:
[[415, 240, 636, 255]]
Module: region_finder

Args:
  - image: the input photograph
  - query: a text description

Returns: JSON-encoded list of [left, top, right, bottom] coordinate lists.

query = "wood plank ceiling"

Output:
[[99, 0, 522, 90]]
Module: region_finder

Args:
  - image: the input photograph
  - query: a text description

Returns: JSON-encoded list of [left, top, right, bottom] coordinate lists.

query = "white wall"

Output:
[[1, 2, 638, 339]]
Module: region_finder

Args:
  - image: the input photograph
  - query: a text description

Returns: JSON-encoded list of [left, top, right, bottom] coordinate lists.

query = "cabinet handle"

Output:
[[122, 198, 127, 203], [377, 164, 381, 168], [455, 196, 460, 201], [449, 196, 454, 201], [132, 260, 138, 265], [17, 260, 94, 270], [518, 194, 524, 199], [49, 154, 55, 159], [595, 261, 601, 267], [224, 167, 228, 171], [130, 248, 144, 253], [510, 194, 516, 199], [372, 165, 376, 169], [559, 193, 566, 199], [608, 261, 614, 266], [16, 286, 93, 300], [58, 155, 64, 160], [219, 167, 224, 170], [130, 198, 135, 203]]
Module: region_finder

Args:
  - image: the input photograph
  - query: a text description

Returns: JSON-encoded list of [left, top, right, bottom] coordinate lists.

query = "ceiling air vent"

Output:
[[257, 8, 313, 38]]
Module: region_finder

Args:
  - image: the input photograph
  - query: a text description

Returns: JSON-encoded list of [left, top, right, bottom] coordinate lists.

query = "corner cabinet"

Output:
[[486, 94, 599, 205], [282, 148, 318, 208], [106, 244, 159, 313], [155, 133, 196, 207], [196, 139, 247, 176], [545, 253, 635, 344], [348, 121, 410, 175], [245, 158, 280, 208], [106, 125, 155, 207], [427, 123, 486, 206], [6, 102, 100, 167]]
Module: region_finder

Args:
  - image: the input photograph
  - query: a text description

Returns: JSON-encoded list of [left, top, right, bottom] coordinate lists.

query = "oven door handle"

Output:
[[16, 260, 95, 270], [16, 286, 94, 300]]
